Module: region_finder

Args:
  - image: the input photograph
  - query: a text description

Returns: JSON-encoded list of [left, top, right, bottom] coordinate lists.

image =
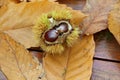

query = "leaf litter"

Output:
[[0, 0, 120, 80]]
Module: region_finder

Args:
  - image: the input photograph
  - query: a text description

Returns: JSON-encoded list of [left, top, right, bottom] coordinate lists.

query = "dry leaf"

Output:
[[57, 0, 86, 10], [82, 0, 118, 35], [9, 0, 21, 3], [0, 1, 85, 31], [43, 35, 95, 80], [0, 32, 43, 80], [0, 0, 21, 7], [0, 0, 56, 6], [20, 0, 56, 2], [0, 0, 9, 7], [4, 27, 38, 48], [28, 0, 57, 2], [0, 1, 86, 48], [108, 2, 120, 45]]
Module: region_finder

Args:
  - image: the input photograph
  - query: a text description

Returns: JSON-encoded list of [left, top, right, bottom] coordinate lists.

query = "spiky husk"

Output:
[[66, 28, 80, 47], [32, 14, 50, 45], [33, 9, 80, 54], [39, 39, 64, 54], [51, 9, 72, 20]]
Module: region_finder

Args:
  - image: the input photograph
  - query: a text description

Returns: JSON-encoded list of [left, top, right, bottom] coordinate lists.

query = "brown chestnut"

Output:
[[57, 22, 68, 33], [44, 29, 59, 42]]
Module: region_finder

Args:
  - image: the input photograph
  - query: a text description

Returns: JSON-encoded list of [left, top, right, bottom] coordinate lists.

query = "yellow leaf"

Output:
[[43, 35, 95, 80], [82, 0, 119, 35], [0, 0, 21, 6], [0, 1, 86, 48], [108, 2, 120, 45], [0, 32, 43, 80], [0, 0, 56, 7], [0, 0, 8, 7], [4, 27, 38, 48]]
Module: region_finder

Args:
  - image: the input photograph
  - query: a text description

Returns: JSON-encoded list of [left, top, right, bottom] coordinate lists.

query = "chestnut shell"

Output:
[[44, 29, 59, 42], [57, 22, 68, 33]]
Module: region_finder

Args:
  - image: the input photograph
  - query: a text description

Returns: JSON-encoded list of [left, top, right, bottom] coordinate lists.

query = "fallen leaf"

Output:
[[4, 27, 38, 48], [0, 1, 85, 31], [57, 0, 86, 10], [0, 0, 8, 7], [43, 35, 95, 80], [108, 2, 120, 45], [0, 32, 43, 80], [28, 0, 57, 2], [82, 0, 118, 35], [0, 0, 21, 7], [0, 1, 86, 48], [0, 0, 53, 6]]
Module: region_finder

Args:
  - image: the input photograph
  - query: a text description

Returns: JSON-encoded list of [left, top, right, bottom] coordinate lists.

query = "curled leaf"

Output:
[[43, 35, 95, 80], [108, 2, 120, 45], [82, 0, 118, 35], [0, 32, 43, 80]]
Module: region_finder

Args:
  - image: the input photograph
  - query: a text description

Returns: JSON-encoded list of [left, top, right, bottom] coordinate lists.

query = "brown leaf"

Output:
[[108, 2, 120, 45], [43, 35, 95, 80], [57, 0, 86, 10], [0, 0, 8, 7], [0, 0, 53, 6], [9, 0, 21, 3], [0, 32, 43, 80], [82, 0, 119, 35], [4, 27, 38, 48], [0, 1, 86, 48], [19, 0, 56, 2], [28, 0, 57, 2], [0, 0, 21, 7], [0, 1, 85, 31]]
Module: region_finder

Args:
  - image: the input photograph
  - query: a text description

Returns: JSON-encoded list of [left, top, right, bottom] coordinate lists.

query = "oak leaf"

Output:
[[82, 0, 119, 35], [0, 32, 43, 80], [43, 35, 95, 80], [0, 1, 86, 48], [108, 2, 120, 45]]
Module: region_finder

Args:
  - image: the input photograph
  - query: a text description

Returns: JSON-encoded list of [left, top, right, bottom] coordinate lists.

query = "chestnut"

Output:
[[57, 22, 68, 33], [44, 29, 59, 42]]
